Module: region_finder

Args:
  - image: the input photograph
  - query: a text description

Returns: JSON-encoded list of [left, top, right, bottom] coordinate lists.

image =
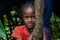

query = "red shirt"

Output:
[[11, 25, 30, 40]]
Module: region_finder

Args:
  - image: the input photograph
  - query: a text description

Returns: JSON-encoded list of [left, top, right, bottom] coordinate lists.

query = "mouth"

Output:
[[26, 23, 35, 28], [28, 23, 34, 26], [28, 23, 33, 26]]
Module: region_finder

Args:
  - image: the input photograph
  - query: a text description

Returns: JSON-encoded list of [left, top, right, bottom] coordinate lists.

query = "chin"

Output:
[[28, 26, 34, 29]]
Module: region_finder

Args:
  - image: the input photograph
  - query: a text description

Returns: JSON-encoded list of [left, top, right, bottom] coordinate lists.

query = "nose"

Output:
[[28, 18, 32, 22]]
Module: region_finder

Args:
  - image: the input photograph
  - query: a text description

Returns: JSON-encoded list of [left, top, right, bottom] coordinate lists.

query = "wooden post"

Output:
[[33, 0, 44, 40]]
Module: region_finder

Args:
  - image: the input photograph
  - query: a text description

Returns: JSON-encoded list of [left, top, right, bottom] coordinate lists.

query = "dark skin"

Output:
[[16, 8, 46, 40], [23, 8, 35, 33]]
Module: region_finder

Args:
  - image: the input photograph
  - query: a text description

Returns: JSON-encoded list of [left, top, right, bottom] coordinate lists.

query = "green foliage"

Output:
[[0, 20, 6, 39], [50, 12, 60, 40]]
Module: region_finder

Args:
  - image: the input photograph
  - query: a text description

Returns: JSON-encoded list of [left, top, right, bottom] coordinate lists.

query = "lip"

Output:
[[28, 24, 32, 25], [28, 23, 33, 26]]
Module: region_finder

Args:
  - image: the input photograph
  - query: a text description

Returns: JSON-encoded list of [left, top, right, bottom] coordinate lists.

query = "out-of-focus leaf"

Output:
[[0, 20, 6, 38]]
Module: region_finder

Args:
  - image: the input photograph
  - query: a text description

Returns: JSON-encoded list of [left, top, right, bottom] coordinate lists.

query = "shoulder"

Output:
[[14, 25, 25, 30], [12, 25, 26, 33], [11, 25, 26, 38]]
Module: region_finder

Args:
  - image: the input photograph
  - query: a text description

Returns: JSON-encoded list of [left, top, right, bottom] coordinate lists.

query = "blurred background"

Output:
[[0, 0, 60, 40]]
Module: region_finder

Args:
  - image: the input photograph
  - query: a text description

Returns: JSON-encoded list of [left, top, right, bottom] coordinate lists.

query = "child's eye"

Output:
[[31, 16, 35, 19], [24, 16, 29, 18]]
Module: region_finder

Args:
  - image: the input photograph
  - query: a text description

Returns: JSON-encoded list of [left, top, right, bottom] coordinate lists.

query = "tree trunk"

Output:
[[33, 0, 44, 40]]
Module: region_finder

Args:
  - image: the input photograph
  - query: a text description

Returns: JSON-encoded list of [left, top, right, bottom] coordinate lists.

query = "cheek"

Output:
[[33, 19, 36, 22], [23, 18, 28, 23]]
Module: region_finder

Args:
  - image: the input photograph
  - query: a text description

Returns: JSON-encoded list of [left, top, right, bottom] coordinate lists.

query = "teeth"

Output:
[[29, 24, 32, 25]]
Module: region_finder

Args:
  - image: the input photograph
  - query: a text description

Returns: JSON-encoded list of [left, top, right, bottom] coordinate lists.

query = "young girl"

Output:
[[11, 1, 50, 40]]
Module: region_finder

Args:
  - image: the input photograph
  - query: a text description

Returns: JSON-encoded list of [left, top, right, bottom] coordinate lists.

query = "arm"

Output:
[[28, 28, 47, 40], [43, 28, 46, 40], [28, 32, 33, 40]]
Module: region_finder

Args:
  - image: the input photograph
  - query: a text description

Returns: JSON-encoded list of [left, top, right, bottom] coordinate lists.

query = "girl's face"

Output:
[[23, 8, 36, 29]]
